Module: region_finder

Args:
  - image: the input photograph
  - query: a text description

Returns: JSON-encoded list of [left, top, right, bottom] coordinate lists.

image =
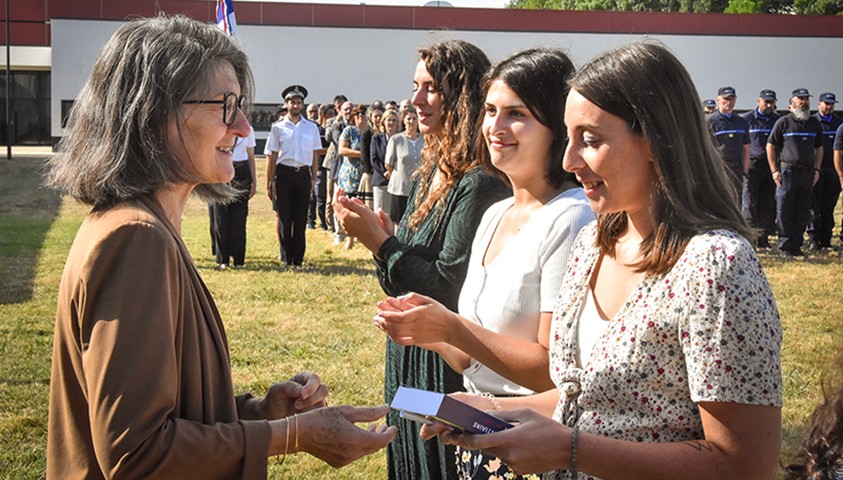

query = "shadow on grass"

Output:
[[195, 255, 379, 277], [0, 158, 62, 304]]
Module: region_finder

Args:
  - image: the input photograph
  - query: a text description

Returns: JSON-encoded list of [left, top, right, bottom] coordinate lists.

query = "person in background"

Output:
[[334, 40, 510, 480], [707, 86, 750, 200], [265, 84, 324, 268], [422, 41, 781, 480], [371, 108, 401, 214], [374, 47, 594, 480], [210, 123, 256, 269], [326, 100, 353, 245], [740, 89, 780, 249], [358, 104, 384, 210], [836, 123, 843, 254], [702, 98, 716, 115], [337, 104, 370, 249], [308, 103, 335, 231], [45, 15, 395, 479], [767, 89, 824, 258], [385, 109, 425, 222], [323, 95, 348, 235], [807, 92, 842, 252]]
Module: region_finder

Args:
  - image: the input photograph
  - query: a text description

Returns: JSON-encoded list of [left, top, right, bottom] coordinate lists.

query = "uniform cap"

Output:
[[819, 92, 837, 104], [791, 88, 811, 98], [282, 84, 308, 101], [759, 89, 777, 101], [717, 86, 736, 98]]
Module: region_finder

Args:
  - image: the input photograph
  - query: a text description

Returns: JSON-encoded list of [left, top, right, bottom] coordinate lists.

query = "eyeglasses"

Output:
[[354, 112, 366, 117], [183, 92, 246, 126]]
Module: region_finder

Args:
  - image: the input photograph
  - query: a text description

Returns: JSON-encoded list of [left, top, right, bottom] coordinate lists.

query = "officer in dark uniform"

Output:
[[741, 89, 780, 248], [707, 86, 750, 201], [703, 99, 716, 115], [806, 92, 842, 251], [767, 88, 824, 257]]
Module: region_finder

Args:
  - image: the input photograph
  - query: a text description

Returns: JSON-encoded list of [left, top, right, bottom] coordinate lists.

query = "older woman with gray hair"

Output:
[[46, 15, 394, 479]]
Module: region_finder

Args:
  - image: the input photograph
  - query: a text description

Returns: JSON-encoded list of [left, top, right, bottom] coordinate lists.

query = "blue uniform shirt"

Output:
[[741, 108, 780, 160], [814, 113, 843, 168], [708, 111, 750, 162]]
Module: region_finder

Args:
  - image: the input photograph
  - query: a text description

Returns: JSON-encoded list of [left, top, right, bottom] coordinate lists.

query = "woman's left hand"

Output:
[[438, 408, 572, 476], [261, 371, 330, 419]]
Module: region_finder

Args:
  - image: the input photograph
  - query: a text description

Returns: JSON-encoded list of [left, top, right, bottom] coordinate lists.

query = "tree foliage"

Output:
[[505, 0, 841, 14]]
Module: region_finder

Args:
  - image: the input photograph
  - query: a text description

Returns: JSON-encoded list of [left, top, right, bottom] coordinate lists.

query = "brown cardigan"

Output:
[[47, 196, 271, 479]]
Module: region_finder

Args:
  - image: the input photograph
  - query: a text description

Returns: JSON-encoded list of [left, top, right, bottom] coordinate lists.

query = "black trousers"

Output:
[[210, 161, 252, 266], [308, 166, 328, 229], [807, 166, 841, 247], [743, 157, 777, 239], [777, 167, 814, 253], [273, 165, 311, 266]]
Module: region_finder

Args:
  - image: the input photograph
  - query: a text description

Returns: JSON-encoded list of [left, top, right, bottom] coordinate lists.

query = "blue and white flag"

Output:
[[216, 0, 237, 36]]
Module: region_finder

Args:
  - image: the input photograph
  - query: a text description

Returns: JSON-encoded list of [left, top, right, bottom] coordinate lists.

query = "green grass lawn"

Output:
[[1, 157, 841, 479]]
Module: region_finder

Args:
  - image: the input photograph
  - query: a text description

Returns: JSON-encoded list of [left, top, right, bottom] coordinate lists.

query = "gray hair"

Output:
[[47, 14, 254, 207]]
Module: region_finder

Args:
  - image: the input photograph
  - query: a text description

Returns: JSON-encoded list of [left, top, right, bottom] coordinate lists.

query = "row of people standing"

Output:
[[322, 98, 425, 248], [334, 38, 783, 480], [706, 87, 842, 256]]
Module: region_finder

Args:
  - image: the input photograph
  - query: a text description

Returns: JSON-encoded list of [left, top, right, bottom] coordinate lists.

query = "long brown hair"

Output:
[[407, 40, 490, 230], [570, 41, 753, 275]]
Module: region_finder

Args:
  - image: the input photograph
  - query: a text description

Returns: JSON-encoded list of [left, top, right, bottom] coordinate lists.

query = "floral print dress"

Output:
[[544, 224, 782, 480], [338, 125, 363, 194]]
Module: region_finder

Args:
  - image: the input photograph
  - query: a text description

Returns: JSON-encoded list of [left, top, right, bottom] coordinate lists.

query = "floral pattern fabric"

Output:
[[545, 223, 782, 480], [456, 447, 540, 480], [338, 125, 363, 193]]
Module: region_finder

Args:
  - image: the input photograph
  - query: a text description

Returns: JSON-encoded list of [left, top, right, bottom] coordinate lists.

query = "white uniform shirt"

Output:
[[265, 116, 321, 168], [233, 126, 256, 163]]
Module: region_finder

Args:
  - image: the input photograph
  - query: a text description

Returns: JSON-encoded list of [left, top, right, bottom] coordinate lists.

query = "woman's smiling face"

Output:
[[168, 61, 250, 186], [563, 88, 656, 219]]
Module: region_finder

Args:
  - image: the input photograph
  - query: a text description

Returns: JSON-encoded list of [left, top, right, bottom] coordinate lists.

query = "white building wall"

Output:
[[51, 18, 843, 138]]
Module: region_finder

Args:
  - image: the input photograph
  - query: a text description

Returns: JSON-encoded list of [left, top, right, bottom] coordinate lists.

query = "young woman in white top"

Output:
[[374, 48, 593, 479]]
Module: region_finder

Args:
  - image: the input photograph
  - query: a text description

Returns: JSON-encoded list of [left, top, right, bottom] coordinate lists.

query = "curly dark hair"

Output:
[[784, 349, 843, 480], [407, 40, 490, 231]]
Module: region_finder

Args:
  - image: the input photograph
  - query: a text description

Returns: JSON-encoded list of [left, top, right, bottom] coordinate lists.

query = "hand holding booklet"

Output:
[[390, 386, 513, 434]]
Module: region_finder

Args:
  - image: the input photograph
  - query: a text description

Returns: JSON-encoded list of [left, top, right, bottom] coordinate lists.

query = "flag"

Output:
[[216, 0, 237, 36]]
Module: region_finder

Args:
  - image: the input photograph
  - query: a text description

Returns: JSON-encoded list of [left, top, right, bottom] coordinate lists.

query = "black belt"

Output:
[[277, 164, 310, 173], [781, 163, 812, 171]]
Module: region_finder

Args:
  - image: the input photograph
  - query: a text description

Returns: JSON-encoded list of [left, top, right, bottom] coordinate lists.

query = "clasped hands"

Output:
[[333, 188, 393, 254]]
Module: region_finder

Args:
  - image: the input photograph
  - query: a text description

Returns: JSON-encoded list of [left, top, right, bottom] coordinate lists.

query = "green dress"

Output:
[[376, 166, 511, 480]]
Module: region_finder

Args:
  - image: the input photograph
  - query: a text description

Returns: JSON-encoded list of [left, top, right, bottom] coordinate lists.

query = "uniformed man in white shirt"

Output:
[[265, 85, 324, 267]]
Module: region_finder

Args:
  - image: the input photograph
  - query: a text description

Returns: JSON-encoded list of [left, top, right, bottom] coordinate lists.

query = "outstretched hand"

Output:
[[298, 404, 397, 468], [261, 371, 329, 420]]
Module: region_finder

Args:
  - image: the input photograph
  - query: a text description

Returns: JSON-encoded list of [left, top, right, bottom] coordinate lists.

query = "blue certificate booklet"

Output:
[[390, 386, 513, 434]]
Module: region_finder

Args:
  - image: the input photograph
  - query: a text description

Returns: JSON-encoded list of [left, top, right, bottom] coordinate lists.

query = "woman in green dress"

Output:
[[334, 40, 510, 479]]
